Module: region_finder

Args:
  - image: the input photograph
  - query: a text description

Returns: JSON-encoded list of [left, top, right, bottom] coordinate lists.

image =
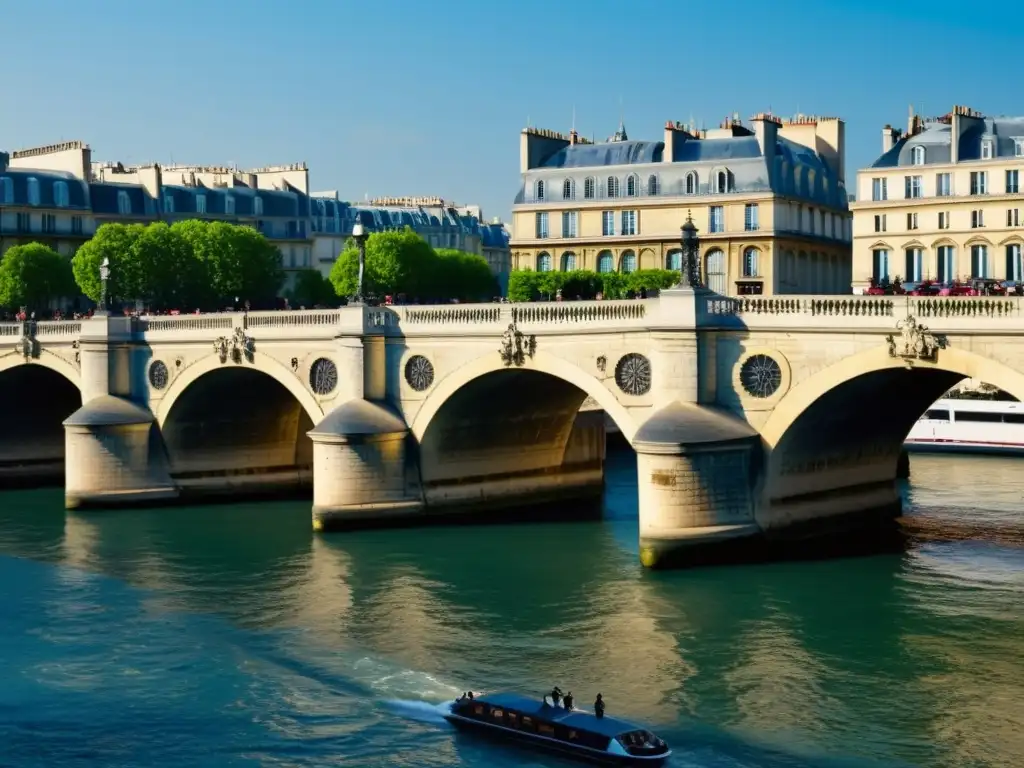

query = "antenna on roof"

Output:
[[526, 114, 530, 129], [571, 104, 576, 133]]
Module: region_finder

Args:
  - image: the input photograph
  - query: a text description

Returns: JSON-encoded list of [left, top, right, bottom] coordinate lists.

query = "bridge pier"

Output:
[[309, 399, 424, 531], [633, 402, 762, 568]]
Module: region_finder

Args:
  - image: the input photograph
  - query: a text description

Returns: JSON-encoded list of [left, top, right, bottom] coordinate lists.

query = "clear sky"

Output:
[[1, 0, 1021, 225]]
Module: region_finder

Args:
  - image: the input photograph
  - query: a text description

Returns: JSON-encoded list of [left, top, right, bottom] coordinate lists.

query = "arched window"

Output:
[[583, 177, 595, 199], [705, 249, 726, 293], [537, 251, 552, 272], [536, 180, 545, 200], [620, 250, 637, 273], [27, 177, 40, 206], [562, 178, 575, 200], [53, 181, 69, 207], [936, 245, 955, 282], [905, 247, 924, 282], [970, 244, 990, 278], [666, 249, 682, 271], [714, 170, 730, 194], [254, 196, 264, 216], [685, 172, 698, 195], [911, 146, 925, 165], [0, 177, 11, 204], [742, 247, 760, 278], [647, 175, 659, 196], [561, 251, 576, 271], [597, 250, 614, 273], [626, 174, 638, 197], [117, 189, 131, 215], [607, 176, 620, 198]]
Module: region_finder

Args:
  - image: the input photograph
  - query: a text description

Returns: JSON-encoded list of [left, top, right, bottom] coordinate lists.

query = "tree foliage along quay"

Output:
[[507, 268, 681, 302], [0, 242, 76, 310], [71, 221, 286, 311], [329, 228, 498, 302]]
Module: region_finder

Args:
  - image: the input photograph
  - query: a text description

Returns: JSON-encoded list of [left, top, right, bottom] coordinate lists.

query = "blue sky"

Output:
[[1, 0, 1021, 224]]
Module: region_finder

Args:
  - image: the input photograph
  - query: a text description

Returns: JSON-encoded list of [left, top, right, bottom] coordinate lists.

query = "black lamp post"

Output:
[[680, 211, 703, 289], [97, 256, 111, 315], [351, 221, 368, 304]]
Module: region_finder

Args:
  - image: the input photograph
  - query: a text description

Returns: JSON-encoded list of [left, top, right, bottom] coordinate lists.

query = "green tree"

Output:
[[130, 222, 207, 310], [173, 220, 283, 307], [71, 222, 146, 304], [0, 242, 75, 310], [288, 269, 338, 307], [329, 228, 438, 300], [507, 268, 680, 301], [433, 249, 498, 301]]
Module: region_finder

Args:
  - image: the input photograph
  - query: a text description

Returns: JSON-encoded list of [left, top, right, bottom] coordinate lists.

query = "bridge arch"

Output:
[[758, 344, 1024, 501], [155, 352, 325, 483], [410, 350, 639, 443], [0, 352, 81, 390]]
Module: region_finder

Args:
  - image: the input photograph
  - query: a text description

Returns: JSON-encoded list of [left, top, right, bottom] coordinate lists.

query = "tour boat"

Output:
[[444, 692, 671, 765], [905, 398, 1024, 455]]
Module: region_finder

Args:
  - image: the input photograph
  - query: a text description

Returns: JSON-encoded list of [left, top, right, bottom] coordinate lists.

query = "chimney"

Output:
[[750, 112, 780, 160], [949, 104, 982, 164], [881, 124, 901, 154], [569, 129, 578, 146], [663, 121, 692, 163]]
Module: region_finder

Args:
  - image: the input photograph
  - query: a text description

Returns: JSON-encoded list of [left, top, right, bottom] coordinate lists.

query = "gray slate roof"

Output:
[[872, 116, 1024, 168]]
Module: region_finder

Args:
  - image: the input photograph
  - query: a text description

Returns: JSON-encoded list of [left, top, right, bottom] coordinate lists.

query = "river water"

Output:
[[1, 449, 1022, 768]]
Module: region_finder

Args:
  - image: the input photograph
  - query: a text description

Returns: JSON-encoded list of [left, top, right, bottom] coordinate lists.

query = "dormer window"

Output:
[[1015, 138, 1024, 158], [196, 193, 207, 214], [535, 180, 545, 201], [254, 196, 264, 216], [685, 172, 698, 195], [53, 181, 69, 207], [626, 174, 638, 197], [911, 146, 925, 165], [981, 139, 994, 160], [225, 194, 235, 215], [164, 194, 175, 213], [562, 178, 574, 200], [714, 170, 731, 194], [607, 176, 620, 198], [583, 177, 595, 199], [117, 190, 131, 215], [648, 175, 659, 195], [27, 177, 40, 206]]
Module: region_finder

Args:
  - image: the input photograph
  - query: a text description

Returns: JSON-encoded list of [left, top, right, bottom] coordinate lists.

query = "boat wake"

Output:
[[383, 698, 455, 725]]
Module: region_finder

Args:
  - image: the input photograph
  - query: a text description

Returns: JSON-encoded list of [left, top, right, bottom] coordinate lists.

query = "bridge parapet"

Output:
[[0, 320, 82, 339], [702, 294, 1024, 332]]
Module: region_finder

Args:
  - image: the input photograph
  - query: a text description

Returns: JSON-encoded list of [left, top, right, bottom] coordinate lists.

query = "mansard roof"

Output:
[[88, 182, 152, 215], [871, 115, 1024, 168], [0, 168, 90, 208], [540, 140, 664, 168]]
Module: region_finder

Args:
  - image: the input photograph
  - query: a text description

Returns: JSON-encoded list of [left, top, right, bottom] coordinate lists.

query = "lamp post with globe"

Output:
[[351, 221, 368, 305], [679, 211, 703, 289]]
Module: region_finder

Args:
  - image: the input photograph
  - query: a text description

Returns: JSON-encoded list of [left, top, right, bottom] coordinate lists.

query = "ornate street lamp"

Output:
[[680, 211, 703, 289], [98, 256, 111, 314], [351, 221, 368, 304]]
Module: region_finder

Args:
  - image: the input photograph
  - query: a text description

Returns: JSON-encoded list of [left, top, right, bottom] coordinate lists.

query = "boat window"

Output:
[[538, 723, 556, 736], [924, 409, 950, 421], [1004, 413, 1024, 424], [490, 707, 504, 721], [472, 704, 484, 716], [956, 411, 1003, 423], [521, 715, 534, 730], [506, 712, 519, 727]]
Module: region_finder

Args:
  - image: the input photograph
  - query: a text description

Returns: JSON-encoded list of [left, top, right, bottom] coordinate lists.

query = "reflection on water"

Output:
[[0, 452, 1021, 766]]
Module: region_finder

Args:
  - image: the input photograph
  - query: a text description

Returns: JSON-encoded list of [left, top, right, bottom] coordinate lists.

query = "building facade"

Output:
[[510, 115, 852, 296], [851, 105, 1024, 292]]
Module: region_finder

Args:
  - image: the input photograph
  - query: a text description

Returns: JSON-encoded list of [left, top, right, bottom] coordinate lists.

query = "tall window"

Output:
[[607, 177, 620, 198], [972, 209, 984, 228], [905, 175, 922, 198], [620, 250, 637, 273], [536, 252, 552, 272], [872, 177, 887, 201], [1008, 208, 1020, 227], [561, 211, 577, 237], [27, 177, 40, 206], [742, 247, 759, 277], [535, 212, 548, 238], [872, 249, 890, 282], [874, 214, 886, 233], [938, 211, 949, 230], [164, 194, 175, 213], [971, 244, 990, 278], [225, 194, 235, 215], [620, 210, 637, 236], [583, 177, 595, 199], [562, 178, 575, 200], [744, 203, 759, 231], [196, 193, 207, 214], [981, 140, 994, 160], [911, 146, 925, 165], [596, 250, 614, 273], [936, 173, 951, 196], [0, 177, 11, 203], [560, 251, 576, 271], [53, 181, 69, 207], [254, 196, 264, 216], [117, 190, 131, 215], [709, 205, 724, 233], [1007, 244, 1023, 282], [666, 249, 682, 271], [1007, 170, 1020, 194], [905, 247, 924, 282], [535, 180, 545, 201], [936, 246, 955, 282], [626, 174, 638, 197], [601, 211, 615, 236], [714, 170, 729, 193], [705, 249, 726, 293], [647, 175, 659, 196], [1016, 138, 1024, 157], [907, 212, 918, 230], [970, 171, 987, 195], [685, 172, 698, 195]]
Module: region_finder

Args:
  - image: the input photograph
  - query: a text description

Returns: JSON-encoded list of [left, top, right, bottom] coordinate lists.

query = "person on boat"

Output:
[[594, 693, 605, 718], [563, 691, 574, 710], [467, 691, 474, 699]]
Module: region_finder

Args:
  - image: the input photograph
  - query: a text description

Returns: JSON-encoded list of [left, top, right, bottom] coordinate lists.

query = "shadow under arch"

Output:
[[158, 359, 323, 488], [758, 345, 1024, 503], [410, 351, 637, 513], [0, 359, 82, 485]]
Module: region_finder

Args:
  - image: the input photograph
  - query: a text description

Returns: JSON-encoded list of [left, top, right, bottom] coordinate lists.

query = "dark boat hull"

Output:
[[444, 712, 670, 766]]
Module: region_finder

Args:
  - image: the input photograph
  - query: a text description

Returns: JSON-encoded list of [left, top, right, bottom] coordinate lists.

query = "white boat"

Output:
[[905, 398, 1024, 455]]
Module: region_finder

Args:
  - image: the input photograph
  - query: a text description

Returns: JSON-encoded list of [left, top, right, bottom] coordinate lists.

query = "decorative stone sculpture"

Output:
[[886, 315, 938, 363], [213, 327, 255, 364], [498, 320, 536, 368]]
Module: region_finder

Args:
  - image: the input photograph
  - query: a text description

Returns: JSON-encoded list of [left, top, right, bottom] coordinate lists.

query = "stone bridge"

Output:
[[5, 288, 1024, 568]]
